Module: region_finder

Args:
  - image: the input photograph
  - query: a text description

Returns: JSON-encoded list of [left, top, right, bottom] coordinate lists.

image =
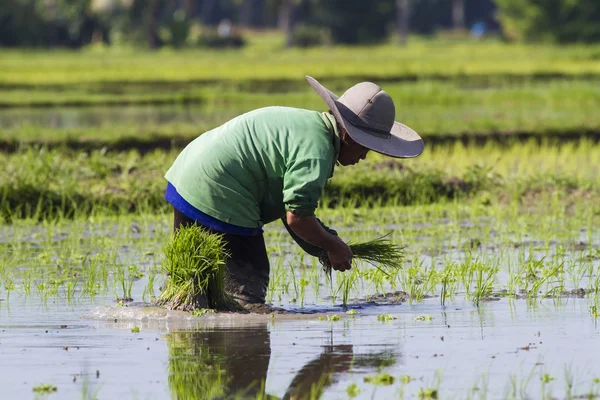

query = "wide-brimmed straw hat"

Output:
[[306, 75, 424, 158]]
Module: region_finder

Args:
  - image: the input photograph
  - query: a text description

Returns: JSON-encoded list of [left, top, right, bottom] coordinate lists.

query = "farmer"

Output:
[[164, 76, 424, 309]]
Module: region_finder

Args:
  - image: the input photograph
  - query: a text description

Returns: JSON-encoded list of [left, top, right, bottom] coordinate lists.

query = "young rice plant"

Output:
[[157, 225, 237, 311]]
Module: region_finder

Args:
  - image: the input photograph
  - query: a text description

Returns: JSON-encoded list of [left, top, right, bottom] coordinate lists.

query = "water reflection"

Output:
[[0, 105, 233, 129], [166, 323, 397, 399]]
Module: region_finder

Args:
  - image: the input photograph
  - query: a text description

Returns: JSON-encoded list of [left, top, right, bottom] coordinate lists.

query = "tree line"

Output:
[[0, 0, 597, 49]]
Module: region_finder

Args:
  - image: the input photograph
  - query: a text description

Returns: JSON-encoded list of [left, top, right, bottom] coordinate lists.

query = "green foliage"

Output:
[[0, 0, 46, 46], [496, 0, 600, 43], [291, 24, 329, 48], [0, 0, 107, 47], [162, 9, 191, 48], [197, 31, 246, 48], [311, 0, 395, 44], [157, 225, 236, 311]]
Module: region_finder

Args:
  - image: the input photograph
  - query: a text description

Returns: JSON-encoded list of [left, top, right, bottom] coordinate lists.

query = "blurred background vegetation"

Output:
[[1, 0, 597, 49], [1, 0, 599, 219]]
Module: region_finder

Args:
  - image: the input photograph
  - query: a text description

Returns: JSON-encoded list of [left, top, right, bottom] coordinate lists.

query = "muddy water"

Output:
[[1, 289, 599, 399]]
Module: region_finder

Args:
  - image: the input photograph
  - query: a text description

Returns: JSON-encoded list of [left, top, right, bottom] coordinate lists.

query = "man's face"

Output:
[[338, 129, 370, 166]]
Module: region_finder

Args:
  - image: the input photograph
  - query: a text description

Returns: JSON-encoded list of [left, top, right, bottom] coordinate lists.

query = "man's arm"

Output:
[[285, 212, 352, 271], [281, 216, 338, 258], [281, 156, 351, 271]]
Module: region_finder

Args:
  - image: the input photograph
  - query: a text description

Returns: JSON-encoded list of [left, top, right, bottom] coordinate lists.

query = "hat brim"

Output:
[[305, 75, 424, 159]]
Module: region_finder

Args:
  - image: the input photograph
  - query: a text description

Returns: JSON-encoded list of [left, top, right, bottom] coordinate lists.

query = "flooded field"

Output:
[[1, 31, 600, 400], [3, 294, 599, 399], [0, 105, 219, 130], [1, 204, 600, 399]]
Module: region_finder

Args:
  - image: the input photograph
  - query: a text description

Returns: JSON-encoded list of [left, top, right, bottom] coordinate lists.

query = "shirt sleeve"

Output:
[[282, 158, 330, 216]]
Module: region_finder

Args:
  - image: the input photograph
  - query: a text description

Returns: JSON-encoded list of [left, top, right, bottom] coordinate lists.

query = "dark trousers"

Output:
[[173, 207, 270, 304]]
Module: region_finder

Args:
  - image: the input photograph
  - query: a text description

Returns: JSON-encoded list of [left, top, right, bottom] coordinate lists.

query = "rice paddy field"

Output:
[[2, 36, 600, 400]]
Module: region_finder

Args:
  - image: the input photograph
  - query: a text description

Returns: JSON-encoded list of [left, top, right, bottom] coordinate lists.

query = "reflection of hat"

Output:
[[306, 75, 424, 158]]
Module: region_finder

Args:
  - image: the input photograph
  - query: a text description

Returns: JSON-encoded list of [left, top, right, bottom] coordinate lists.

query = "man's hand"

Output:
[[327, 236, 353, 271], [285, 212, 353, 271]]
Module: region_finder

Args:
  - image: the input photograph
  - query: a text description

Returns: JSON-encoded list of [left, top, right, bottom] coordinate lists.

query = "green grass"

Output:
[[1, 183, 600, 308], [2, 39, 600, 87], [2, 139, 600, 220], [2, 135, 600, 309]]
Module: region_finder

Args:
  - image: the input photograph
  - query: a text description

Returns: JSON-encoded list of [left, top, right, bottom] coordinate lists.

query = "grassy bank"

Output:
[[2, 39, 600, 87], [2, 139, 599, 220]]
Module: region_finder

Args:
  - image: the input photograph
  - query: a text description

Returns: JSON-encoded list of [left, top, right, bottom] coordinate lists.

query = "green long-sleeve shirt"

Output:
[[165, 106, 340, 229]]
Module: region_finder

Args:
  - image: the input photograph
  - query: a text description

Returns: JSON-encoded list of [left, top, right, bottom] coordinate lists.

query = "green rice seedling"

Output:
[[142, 267, 158, 303], [114, 264, 133, 302], [507, 262, 524, 297], [156, 225, 237, 311], [563, 365, 574, 400], [289, 264, 301, 304], [347, 236, 405, 272], [32, 384, 57, 393], [65, 278, 77, 303], [457, 252, 480, 297], [346, 383, 360, 398], [335, 267, 360, 307], [418, 388, 438, 400], [528, 261, 565, 300], [472, 263, 500, 307], [309, 259, 322, 301], [318, 315, 341, 322], [440, 262, 458, 306], [399, 258, 438, 303], [362, 268, 389, 298], [4, 275, 16, 302], [318, 234, 405, 279], [540, 373, 555, 399], [297, 275, 309, 308], [363, 372, 395, 385], [414, 315, 433, 321], [590, 265, 600, 295]]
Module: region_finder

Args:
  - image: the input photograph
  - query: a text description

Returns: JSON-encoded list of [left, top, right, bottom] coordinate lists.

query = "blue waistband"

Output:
[[164, 182, 263, 237]]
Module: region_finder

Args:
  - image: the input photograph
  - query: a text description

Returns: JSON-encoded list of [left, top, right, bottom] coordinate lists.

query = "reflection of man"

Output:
[[166, 323, 397, 399], [282, 344, 354, 400], [167, 325, 271, 399]]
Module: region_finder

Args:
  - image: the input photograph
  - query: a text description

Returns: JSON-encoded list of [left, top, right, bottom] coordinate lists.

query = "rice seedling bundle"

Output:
[[157, 225, 237, 311], [319, 235, 405, 277]]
